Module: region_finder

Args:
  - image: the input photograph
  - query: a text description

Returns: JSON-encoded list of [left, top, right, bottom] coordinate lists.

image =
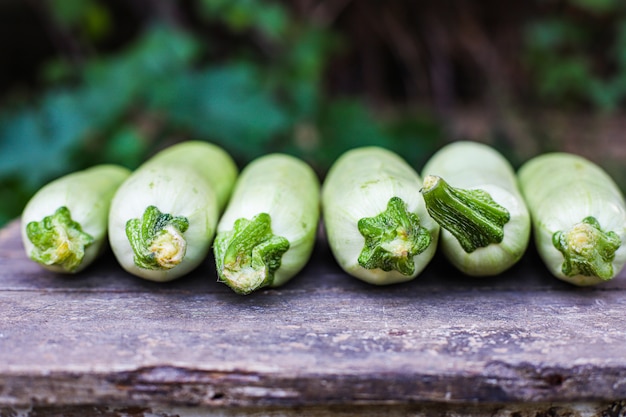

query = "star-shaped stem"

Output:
[[214, 213, 290, 295], [26, 206, 95, 272], [553, 216, 621, 280], [357, 197, 432, 275], [125, 205, 189, 270]]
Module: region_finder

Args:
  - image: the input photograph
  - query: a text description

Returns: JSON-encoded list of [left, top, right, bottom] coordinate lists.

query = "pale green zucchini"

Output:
[[140, 140, 237, 212], [108, 141, 238, 282], [420, 141, 531, 276], [518, 152, 626, 285], [21, 164, 131, 273], [322, 146, 439, 285], [214, 153, 320, 295]]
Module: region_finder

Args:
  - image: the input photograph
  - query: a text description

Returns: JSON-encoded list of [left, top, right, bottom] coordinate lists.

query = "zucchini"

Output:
[[140, 140, 237, 213], [518, 152, 626, 285], [214, 153, 320, 295], [21, 164, 131, 273], [321, 146, 438, 285], [420, 141, 531, 276], [108, 141, 238, 282]]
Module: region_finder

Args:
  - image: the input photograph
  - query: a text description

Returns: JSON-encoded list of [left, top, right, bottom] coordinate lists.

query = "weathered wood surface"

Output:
[[4, 401, 626, 417], [1, 219, 625, 413]]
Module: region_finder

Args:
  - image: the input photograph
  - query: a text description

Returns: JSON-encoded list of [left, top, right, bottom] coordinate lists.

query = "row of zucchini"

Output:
[[20, 140, 626, 294]]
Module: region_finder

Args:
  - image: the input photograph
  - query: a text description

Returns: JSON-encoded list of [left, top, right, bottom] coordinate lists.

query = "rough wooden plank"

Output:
[[5, 400, 626, 417], [1, 219, 625, 409], [2, 287, 626, 407]]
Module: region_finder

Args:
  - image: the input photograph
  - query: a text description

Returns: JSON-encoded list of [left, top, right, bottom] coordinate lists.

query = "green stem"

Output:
[[357, 197, 432, 275], [215, 213, 290, 295], [26, 206, 94, 272], [125, 206, 189, 270], [420, 175, 510, 253], [553, 216, 621, 280]]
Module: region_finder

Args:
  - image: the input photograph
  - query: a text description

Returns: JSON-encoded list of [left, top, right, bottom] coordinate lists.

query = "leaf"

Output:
[[0, 25, 200, 193], [586, 77, 626, 111], [0, 179, 33, 226], [84, 24, 200, 87], [48, 0, 96, 26], [312, 99, 392, 170], [147, 63, 291, 160], [614, 20, 626, 69], [198, 0, 288, 39], [569, 0, 620, 14], [47, 0, 111, 41], [254, 3, 288, 39], [537, 56, 592, 101], [272, 27, 339, 118], [524, 19, 587, 51], [102, 126, 149, 169], [83, 2, 111, 40], [0, 107, 74, 187], [383, 114, 442, 168]]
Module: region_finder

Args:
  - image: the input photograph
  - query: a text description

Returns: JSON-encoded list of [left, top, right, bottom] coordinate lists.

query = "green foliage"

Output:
[[524, 0, 626, 110], [48, 0, 111, 41], [569, 0, 621, 14], [0, 25, 200, 184], [148, 63, 291, 160], [0, 1, 443, 227], [199, 0, 288, 39], [102, 126, 149, 169], [0, 180, 32, 227]]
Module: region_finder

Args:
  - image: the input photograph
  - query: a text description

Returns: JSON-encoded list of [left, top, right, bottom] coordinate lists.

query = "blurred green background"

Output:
[[1, 0, 626, 226]]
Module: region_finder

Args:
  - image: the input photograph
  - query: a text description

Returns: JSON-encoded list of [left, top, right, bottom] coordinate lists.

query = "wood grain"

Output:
[[1, 219, 625, 410]]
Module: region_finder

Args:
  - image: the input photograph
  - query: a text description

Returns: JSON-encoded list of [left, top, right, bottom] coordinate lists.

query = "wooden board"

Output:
[[1, 219, 625, 414]]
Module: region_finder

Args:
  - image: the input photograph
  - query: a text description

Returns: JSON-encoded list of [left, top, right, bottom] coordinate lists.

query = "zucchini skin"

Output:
[[322, 146, 439, 285], [518, 152, 626, 285], [421, 141, 531, 276], [141, 140, 238, 213], [108, 141, 237, 282], [21, 164, 131, 273], [214, 153, 320, 294]]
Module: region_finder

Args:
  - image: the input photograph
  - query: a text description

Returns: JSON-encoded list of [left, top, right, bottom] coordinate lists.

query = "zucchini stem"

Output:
[[357, 197, 431, 275], [215, 213, 290, 295], [25, 206, 95, 272], [420, 175, 510, 253], [553, 216, 621, 280], [126, 205, 189, 270]]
